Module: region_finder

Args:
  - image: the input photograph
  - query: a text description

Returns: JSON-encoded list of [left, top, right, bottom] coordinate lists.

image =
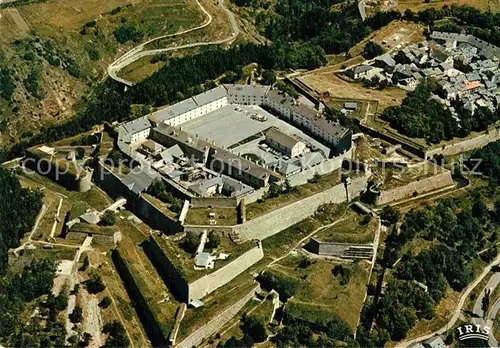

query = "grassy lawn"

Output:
[[96, 251, 150, 348], [151, 232, 257, 283], [185, 206, 238, 226], [142, 193, 179, 221], [315, 209, 377, 244], [262, 218, 322, 259], [245, 170, 345, 220], [178, 275, 258, 341], [269, 255, 370, 331], [116, 229, 180, 339]]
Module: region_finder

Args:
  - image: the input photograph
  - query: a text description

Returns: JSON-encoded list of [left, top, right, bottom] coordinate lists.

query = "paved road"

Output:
[[472, 271, 500, 347], [108, 0, 239, 86], [398, 255, 500, 348]]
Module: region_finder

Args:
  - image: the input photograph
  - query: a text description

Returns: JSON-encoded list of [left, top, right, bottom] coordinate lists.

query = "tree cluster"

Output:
[[383, 79, 499, 143], [146, 179, 183, 213], [0, 167, 43, 275], [0, 259, 60, 345], [360, 191, 500, 345]]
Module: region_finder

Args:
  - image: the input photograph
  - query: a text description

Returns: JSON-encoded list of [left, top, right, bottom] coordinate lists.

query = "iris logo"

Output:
[[456, 324, 490, 343]]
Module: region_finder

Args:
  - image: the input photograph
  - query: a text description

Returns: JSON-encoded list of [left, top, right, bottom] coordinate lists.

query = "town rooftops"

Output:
[[192, 86, 227, 106], [224, 84, 271, 98], [431, 31, 500, 59], [353, 64, 373, 74], [149, 98, 199, 124], [422, 336, 445, 348], [375, 54, 396, 67], [121, 167, 159, 195], [154, 124, 212, 154], [268, 160, 301, 176], [266, 127, 303, 150], [122, 117, 151, 135], [209, 147, 280, 181], [266, 88, 296, 106], [160, 145, 184, 163]]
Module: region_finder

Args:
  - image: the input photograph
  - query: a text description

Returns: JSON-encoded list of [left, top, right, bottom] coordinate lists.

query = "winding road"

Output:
[[472, 271, 500, 347], [398, 255, 500, 348], [108, 0, 239, 86]]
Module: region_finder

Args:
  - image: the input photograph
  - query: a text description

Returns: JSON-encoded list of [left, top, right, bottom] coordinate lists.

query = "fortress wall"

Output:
[[375, 171, 454, 206], [147, 235, 190, 302], [132, 195, 182, 234], [425, 127, 500, 158], [93, 161, 130, 199], [236, 176, 368, 241], [111, 249, 169, 346], [188, 242, 264, 301], [287, 151, 351, 187], [177, 284, 261, 348], [24, 155, 90, 192], [191, 197, 238, 208]]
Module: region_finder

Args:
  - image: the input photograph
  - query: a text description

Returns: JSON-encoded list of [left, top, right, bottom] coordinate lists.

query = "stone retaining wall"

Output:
[[191, 197, 238, 208], [177, 284, 261, 348], [236, 176, 368, 241], [424, 127, 500, 158], [375, 171, 454, 205], [188, 241, 264, 301]]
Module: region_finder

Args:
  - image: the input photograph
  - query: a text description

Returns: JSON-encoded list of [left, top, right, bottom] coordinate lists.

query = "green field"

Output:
[[268, 255, 370, 331], [315, 209, 377, 244]]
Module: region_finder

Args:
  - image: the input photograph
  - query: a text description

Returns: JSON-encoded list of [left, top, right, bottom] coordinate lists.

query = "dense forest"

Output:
[[0, 169, 63, 345], [382, 79, 500, 144], [242, 0, 401, 54], [0, 167, 43, 275], [357, 185, 499, 345]]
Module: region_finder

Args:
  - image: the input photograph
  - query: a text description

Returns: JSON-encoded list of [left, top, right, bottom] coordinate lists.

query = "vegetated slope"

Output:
[[357, 184, 500, 347], [0, 0, 206, 145]]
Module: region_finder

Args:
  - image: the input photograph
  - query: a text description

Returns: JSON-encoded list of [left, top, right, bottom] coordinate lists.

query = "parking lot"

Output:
[[180, 104, 330, 155]]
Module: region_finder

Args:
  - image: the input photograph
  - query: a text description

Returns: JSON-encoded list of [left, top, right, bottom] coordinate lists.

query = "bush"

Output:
[[114, 22, 143, 43], [87, 48, 100, 61], [332, 265, 351, 285], [241, 315, 267, 343], [85, 273, 106, 294], [76, 147, 85, 160], [181, 231, 200, 253], [381, 206, 399, 225], [363, 41, 385, 59], [69, 305, 83, 323], [206, 231, 220, 249], [103, 321, 130, 347], [100, 210, 116, 226], [99, 296, 112, 309]]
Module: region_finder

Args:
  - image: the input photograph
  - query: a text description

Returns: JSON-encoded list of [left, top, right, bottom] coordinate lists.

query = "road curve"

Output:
[[108, 0, 239, 86], [472, 272, 500, 347], [397, 255, 500, 348]]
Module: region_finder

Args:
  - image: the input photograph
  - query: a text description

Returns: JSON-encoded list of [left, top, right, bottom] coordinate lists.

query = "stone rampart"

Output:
[[236, 176, 368, 241], [177, 284, 261, 348], [188, 241, 263, 301], [375, 171, 454, 205]]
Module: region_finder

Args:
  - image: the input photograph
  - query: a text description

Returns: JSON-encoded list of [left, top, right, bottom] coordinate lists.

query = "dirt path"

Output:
[[83, 296, 102, 348], [5, 8, 29, 34]]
